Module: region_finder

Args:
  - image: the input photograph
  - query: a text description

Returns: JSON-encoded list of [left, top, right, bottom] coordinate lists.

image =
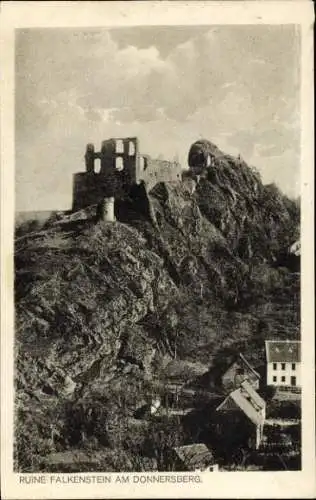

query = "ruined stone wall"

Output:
[[73, 137, 138, 211], [137, 157, 183, 191], [72, 137, 183, 211], [72, 173, 110, 211], [100, 137, 138, 189]]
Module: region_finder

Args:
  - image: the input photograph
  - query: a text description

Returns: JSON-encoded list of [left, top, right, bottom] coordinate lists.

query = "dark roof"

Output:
[[172, 444, 215, 470], [265, 341, 301, 363], [164, 360, 209, 381], [222, 353, 260, 378], [44, 450, 102, 466], [238, 353, 261, 379], [240, 380, 265, 410]]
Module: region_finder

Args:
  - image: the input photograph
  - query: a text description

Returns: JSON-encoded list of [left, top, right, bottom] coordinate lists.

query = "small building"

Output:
[[134, 397, 161, 419], [265, 340, 301, 389], [42, 450, 110, 472], [221, 353, 261, 393], [167, 443, 218, 472], [216, 380, 266, 450]]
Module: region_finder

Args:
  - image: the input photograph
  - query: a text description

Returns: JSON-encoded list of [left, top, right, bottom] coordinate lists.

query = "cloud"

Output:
[[15, 26, 300, 210]]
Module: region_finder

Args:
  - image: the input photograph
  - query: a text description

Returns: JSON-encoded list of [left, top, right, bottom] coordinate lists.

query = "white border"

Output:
[[1, 1, 315, 498]]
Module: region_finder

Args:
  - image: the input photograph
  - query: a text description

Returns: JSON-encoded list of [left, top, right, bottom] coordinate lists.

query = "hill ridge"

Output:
[[14, 141, 300, 471]]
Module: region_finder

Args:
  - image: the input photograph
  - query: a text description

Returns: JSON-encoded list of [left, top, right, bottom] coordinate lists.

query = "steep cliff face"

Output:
[[188, 139, 299, 261], [14, 143, 300, 471]]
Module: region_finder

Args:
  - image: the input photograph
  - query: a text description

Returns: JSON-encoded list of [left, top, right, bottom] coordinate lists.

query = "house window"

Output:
[[116, 139, 124, 154], [281, 363, 286, 370], [273, 376, 277, 382], [115, 157, 124, 171], [292, 363, 296, 370], [273, 363, 277, 370], [128, 141, 136, 156], [281, 376, 286, 383]]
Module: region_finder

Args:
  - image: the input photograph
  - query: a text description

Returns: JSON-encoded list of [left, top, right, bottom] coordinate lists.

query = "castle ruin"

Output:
[[72, 137, 183, 215]]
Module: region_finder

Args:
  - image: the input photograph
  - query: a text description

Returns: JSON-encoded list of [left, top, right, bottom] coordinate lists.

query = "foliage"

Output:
[[267, 400, 301, 420]]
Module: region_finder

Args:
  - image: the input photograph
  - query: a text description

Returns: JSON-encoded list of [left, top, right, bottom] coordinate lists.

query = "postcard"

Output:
[[1, 1, 315, 498]]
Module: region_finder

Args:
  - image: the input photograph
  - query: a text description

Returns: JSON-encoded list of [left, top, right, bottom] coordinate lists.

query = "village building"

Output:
[[265, 340, 301, 389], [43, 450, 111, 472], [167, 443, 218, 472], [134, 397, 162, 419], [221, 353, 261, 393], [215, 380, 266, 450]]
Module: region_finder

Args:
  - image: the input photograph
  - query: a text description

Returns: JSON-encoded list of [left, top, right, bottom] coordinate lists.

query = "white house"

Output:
[[265, 340, 301, 388]]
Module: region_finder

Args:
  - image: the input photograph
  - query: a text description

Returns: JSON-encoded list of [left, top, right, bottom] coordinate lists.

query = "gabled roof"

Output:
[[222, 353, 260, 383], [240, 380, 265, 410], [265, 340, 301, 363], [172, 443, 215, 470], [216, 382, 265, 426], [238, 353, 261, 380]]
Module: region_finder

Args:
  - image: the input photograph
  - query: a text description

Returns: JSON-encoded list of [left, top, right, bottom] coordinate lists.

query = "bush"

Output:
[[267, 400, 301, 420]]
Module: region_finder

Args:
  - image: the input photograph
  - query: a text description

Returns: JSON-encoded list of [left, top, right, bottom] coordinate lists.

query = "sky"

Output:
[[15, 25, 301, 211]]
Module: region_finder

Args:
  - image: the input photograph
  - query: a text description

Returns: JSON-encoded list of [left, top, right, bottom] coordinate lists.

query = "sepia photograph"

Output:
[[1, 1, 315, 499]]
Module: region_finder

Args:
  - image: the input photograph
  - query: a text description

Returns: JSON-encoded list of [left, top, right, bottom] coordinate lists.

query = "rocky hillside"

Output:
[[14, 141, 300, 471]]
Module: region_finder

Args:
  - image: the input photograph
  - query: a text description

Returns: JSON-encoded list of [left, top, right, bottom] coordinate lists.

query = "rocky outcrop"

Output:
[[14, 140, 300, 471]]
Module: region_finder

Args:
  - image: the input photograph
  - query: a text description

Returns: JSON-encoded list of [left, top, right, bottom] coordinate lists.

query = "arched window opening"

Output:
[[128, 141, 136, 156], [139, 156, 148, 172], [94, 158, 101, 174], [206, 154, 211, 167], [116, 139, 124, 154], [115, 157, 124, 171]]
